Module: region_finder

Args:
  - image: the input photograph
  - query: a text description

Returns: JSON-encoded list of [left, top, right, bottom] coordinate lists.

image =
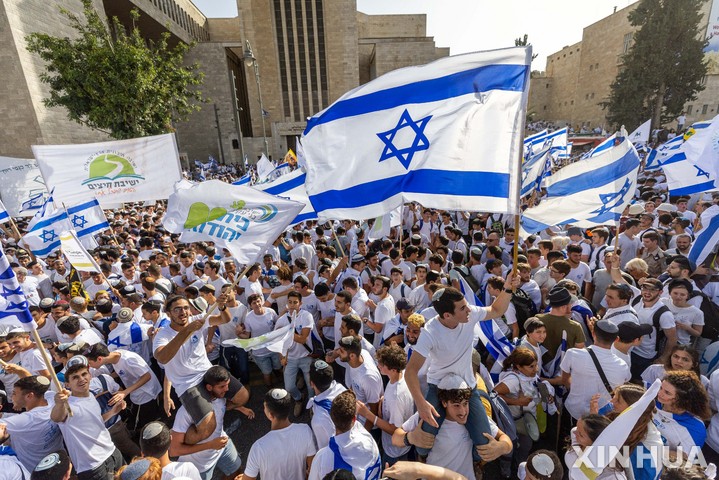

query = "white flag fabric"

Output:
[[644, 134, 683, 171], [688, 210, 719, 267], [628, 119, 651, 145], [671, 115, 719, 195], [0, 200, 9, 224], [568, 379, 660, 480], [367, 206, 402, 241], [0, 244, 37, 331], [524, 129, 548, 158], [256, 154, 274, 182], [520, 131, 640, 237], [163, 179, 304, 265], [520, 144, 552, 198], [66, 199, 110, 249], [296, 138, 307, 170], [32, 133, 182, 206], [302, 47, 531, 220], [21, 196, 71, 258], [253, 169, 316, 225], [222, 321, 294, 355], [0, 156, 49, 217], [59, 230, 102, 272]]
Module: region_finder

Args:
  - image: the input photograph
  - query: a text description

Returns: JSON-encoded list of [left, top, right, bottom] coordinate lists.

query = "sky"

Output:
[[190, 0, 639, 68]]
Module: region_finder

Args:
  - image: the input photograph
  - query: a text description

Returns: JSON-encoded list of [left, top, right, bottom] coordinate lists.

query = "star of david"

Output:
[[695, 165, 711, 179], [39, 229, 57, 244], [377, 109, 432, 170], [590, 178, 632, 218], [72, 214, 88, 229]]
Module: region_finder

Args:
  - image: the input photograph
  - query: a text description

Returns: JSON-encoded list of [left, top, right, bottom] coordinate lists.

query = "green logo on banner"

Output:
[[82, 153, 145, 185]]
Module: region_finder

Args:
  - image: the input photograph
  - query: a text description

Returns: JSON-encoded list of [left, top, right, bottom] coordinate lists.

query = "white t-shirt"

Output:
[[0, 456, 29, 480], [632, 300, 675, 359], [217, 304, 247, 343], [275, 310, 314, 359], [333, 308, 358, 349], [2, 405, 63, 472], [318, 296, 337, 341], [161, 461, 202, 480], [173, 398, 226, 473], [560, 346, 630, 420], [308, 422, 381, 480], [14, 348, 46, 376], [346, 356, 384, 418], [243, 309, 278, 357], [308, 380, 347, 449], [664, 301, 704, 345], [381, 377, 415, 459], [47, 393, 115, 473], [239, 277, 263, 305], [413, 306, 488, 388], [372, 296, 396, 348], [244, 423, 317, 479], [152, 314, 213, 396], [566, 262, 592, 287], [113, 350, 162, 405], [403, 412, 500, 480]]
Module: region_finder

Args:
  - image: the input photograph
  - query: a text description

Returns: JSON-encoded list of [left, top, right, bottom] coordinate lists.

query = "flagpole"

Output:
[[332, 228, 346, 258], [200, 262, 253, 322], [30, 328, 72, 415], [398, 224, 403, 257]]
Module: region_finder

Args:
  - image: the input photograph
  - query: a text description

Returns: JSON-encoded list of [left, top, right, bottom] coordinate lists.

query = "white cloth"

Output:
[[308, 381, 347, 449], [275, 310, 314, 359], [112, 350, 162, 405], [161, 462, 202, 480], [173, 398, 226, 473], [380, 377, 415, 459], [243, 309, 278, 357], [664, 301, 704, 345], [308, 422, 381, 480], [632, 300, 675, 359], [244, 423, 317, 479]]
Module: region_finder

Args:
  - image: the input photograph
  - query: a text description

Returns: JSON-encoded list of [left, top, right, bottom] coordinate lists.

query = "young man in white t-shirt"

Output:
[[276, 291, 315, 417], [243, 388, 317, 479], [6, 329, 52, 379], [664, 279, 704, 346], [139, 421, 201, 480], [238, 293, 280, 387], [336, 335, 384, 429], [0, 376, 63, 473], [308, 390, 381, 480], [365, 275, 397, 349], [49, 356, 125, 480], [406, 275, 518, 463], [396, 374, 513, 480], [307, 360, 347, 449], [355, 344, 415, 465], [170, 366, 249, 480]]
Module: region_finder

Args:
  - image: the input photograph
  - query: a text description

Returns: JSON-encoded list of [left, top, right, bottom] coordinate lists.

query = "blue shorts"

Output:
[[199, 439, 242, 480], [253, 352, 281, 375]]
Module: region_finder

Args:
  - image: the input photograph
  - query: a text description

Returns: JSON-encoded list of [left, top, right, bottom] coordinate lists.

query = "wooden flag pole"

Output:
[[30, 328, 72, 416], [332, 228, 346, 258]]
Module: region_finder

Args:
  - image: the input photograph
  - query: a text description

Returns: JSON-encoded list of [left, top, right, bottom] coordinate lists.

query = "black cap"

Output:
[[617, 321, 653, 343], [547, 286, 572, 307]]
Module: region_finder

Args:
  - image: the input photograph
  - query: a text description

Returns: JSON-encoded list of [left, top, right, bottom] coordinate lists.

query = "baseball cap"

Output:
[[617, 321, 653, 343]]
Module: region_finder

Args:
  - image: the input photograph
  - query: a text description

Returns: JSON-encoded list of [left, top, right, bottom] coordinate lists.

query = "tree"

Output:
[[26, 0, 205, 139], [515, 34, 539, 62], [603, 0, 707, 131]]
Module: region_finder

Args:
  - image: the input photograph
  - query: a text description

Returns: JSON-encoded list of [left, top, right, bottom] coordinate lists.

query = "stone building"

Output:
[[529, 1, 719, 131], [0, 0, 448, 166]]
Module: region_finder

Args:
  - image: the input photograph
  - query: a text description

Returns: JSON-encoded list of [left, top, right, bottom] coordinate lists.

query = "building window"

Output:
[[590, 93, 595, 99], [543, 105, 547, 110], [595, 63, 599, 69], [622, 33, 632, 53], [589, 64, 593, 71], [546, 83, 549, 88], [702, 104, 708, 114]]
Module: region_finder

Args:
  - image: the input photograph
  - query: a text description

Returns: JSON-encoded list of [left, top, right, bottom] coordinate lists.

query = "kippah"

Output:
[[531, 453, 556, 476], [270, 388, 289, 400], [121, 459, 152, 480], [34, 453, 60, 472], [432, 288, 446, 301], [313, 360, 329, 370], [142, 421, 164, 439], [36, 376, 50, 386]]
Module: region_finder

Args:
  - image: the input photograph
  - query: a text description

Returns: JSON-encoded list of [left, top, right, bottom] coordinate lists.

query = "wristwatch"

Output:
[[403, 432, 411, 447], [218, 305, 227, 312], [503, 288, 513, 294]]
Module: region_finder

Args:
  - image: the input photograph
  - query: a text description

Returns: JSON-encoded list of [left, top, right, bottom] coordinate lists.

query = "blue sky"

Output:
[[190, 0, 639, 69]]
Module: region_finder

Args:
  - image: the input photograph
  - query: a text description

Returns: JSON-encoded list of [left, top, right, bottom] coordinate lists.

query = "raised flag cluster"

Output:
[[21, 195, 71, 258], [302, 47, 531, 220], [0, 244, 36, 331]]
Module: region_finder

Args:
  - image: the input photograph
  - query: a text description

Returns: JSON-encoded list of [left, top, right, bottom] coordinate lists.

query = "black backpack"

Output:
[[452, 266, 481, 297], [478, 389, 518, 449], [631, 297, 671, 353], [689, 291, 719, 341], [512, 289, 538, 336], [488, 214, 505, 236]]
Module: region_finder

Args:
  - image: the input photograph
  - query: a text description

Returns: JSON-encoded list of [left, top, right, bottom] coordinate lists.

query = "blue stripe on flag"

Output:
[[309, 170, 509, 212], [671, 180, 716, 196], [305, 64, 528, 135], [546, 148, 638, 197], [688, 213, 719, 265], [66, 199, 101, 215], [77, 221, 110, 238], [29, 212, 68, 232], [292, 212, 317, 224], [262, 172, 306, 195], [0, 211, 8, 223]]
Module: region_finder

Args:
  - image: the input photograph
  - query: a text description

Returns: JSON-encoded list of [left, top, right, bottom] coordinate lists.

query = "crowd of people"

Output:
[[0, 144, 718, 480]]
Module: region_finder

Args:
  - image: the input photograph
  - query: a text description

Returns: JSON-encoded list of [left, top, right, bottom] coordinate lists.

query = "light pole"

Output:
[[243, 40, 269, 156], [228, 69, 246, 167]]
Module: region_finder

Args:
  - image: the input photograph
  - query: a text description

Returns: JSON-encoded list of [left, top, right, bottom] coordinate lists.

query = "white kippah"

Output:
[[36, 376, 51, 386], [142, 422, 164, 440], [270, 388, 289, 400], [531, 453, 556, 476]]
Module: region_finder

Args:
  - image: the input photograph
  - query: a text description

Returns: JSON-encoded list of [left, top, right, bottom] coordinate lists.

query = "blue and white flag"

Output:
[[520, 130, 640, 237], [644, 134, 683, 170], [0, 156, 49, 217], [232, 173, 252, 186], [542, 330, 567, 378], [21, 194, 71, 258], [520, 144, 552, 198], [197, 166, 207, 182], [0, 200, 9, 224], [163, 179, 304, 265], [253, 168, 316, 226], [302, 47, 531, 220], [256, 154, 275, 182], [268, 162, 292, 181], [0, 244, 37, 331], [524, 129, 548, 158], [628, 119, 651, 145], [688, 210, 719, 267], [581, 134, 616, 160], [665, 115, 719, 196], [296, 138, 307, 170], [545, 127, 569, 159], [66, 199, 110, 248]]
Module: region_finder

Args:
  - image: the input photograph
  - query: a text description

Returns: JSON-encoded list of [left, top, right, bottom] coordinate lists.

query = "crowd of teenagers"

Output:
[[1, 157, 719, 480]]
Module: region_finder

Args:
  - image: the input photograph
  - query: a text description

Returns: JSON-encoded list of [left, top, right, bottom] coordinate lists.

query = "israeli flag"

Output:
[[542, 330, 567, 378], [644, 134, 683, 170], [22, 194, 71, 257], [66, 199, 110, 248], [0, 200, 9, 224], [581, 134, 616, 160], [524, 129, 548, 158], [302, 47, 531, 220], [520, 130, 640, 237], [253, 168, 316, 226], [663, 115, 719, 196], [628, 119, 651, 145], [232, 173, 252, 186], [545, 127, 569, 159], [520, 143, 552, 198], [0, 244, 37, 331], [688, 210, 719, 267]]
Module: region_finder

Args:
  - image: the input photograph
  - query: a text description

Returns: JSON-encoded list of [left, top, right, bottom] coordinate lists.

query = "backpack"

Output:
[[452, 265, 481, 297], [588, 245, 607, 275], [689, 291, 719, 341], [478, 389, 518, 452], [93, 375, 120, 428], [631, 297, 671, 353], [489, 214, 505, 237], [512, 289, 538, 336], [302, 329, 326, 359]]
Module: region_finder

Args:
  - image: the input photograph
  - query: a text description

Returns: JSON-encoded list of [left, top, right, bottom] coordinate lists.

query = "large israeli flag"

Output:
[[21, 195, 72, 257], [302, 47, 531, 220], [660, 120, 717, 195], [253, 168, 317, 225], [66, 199, 110, 249], [520, 130, 640, 237], [688, 210, 719, 267], [644, 134, 683, 170], [0, 244, 37, 331]]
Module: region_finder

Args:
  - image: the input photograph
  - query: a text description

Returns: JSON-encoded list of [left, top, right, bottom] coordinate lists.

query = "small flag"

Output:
[[222, 320, 294, 355], [0, 244, 37, 331], [66, 199, 110, 249], [521, 143, 552, 198], [0, 200, 9, 224], [628, 119, 651, 145], [296, 139, 307, 170], [232, 173, 252, 186], [283, 149, 297, 167], [256, 154, 274, 182], [367, 206, 402, 241], [60, 230, 102, 272], [688, 210, 719, 267], [21, 194, 71, 258]]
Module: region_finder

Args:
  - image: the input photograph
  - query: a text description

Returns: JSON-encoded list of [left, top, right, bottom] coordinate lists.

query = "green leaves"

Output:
[[25, 0, 205, 139]]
